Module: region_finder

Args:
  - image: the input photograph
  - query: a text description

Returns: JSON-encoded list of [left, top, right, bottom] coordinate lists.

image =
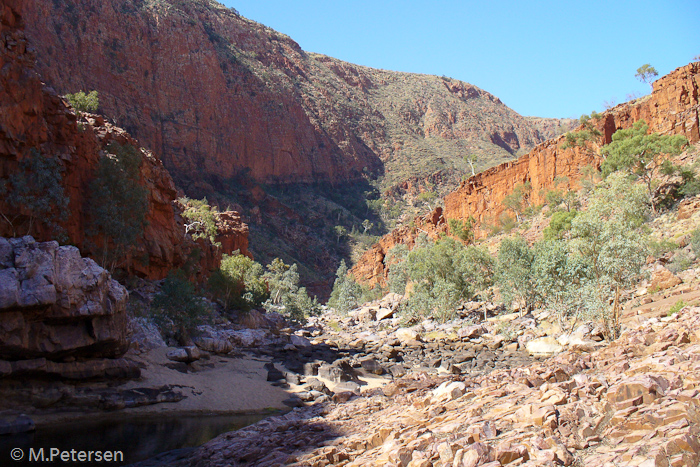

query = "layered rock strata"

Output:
[[353, 62, 700, 286]]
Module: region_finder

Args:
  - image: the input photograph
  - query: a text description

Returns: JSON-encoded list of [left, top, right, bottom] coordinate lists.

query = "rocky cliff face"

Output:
[[0, 0, 248, 279], [352, 63, 700, 286], [19, 0, 563, 194]]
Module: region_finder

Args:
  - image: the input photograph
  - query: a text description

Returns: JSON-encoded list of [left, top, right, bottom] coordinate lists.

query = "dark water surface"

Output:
[[0, 412, 271, 466]]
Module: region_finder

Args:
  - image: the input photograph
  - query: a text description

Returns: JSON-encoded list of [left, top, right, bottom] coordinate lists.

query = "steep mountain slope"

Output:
[[352, 62, 700, 286], [20, 0, 564, 195], [0, 0, 247, 280]]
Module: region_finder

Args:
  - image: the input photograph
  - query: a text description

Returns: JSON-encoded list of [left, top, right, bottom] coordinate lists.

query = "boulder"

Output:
[[651, 267, 682, 290], [290, 335, 312, 348], [396, 328, 421, 343], [359, 357, 384, 375], [166, 346, 202, 363], [526, 336, 564, 357], [0, 414, 35, 435], [194, 337, 233, 355], [0, 237, 129, 365]]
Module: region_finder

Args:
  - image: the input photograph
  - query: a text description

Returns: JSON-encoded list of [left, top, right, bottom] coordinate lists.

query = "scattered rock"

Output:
[[526, 336, 564, 357]]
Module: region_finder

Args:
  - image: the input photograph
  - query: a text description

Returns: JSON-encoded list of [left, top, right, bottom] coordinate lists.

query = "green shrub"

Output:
[[87, 143, 148, 271], [648, 238, 678, 257], [0, 149, 68, 238], [179, 197, 220, 245], [65, 90, 99, 113], [448, 217, 475, 243], [328, 260, 363, 313], [668, 300, 686, 316], [263, 258, 320, 323], [152, 270, 211, 345], [690, 229, 700, 256], [386, 236, 494, 322], [543, 210, 578, 240], [668, 250, 693, 274], [496, 236, 538, 313], [209, 253, 268, 311]]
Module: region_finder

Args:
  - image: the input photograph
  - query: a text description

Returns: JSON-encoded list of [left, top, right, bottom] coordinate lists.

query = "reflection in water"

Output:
[[0, 412, 271, 466]]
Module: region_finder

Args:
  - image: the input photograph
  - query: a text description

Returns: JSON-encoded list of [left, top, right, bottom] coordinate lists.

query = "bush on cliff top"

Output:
[[64, 90, 99, 113]]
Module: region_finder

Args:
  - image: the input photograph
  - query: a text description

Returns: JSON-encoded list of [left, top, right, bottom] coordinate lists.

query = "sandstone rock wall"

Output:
[[0, 236, 138, 379], [19, 0, 563, 193], [352, 63, 700, 286], [0, 0, 248, 279], [444, 61, 699, 228]]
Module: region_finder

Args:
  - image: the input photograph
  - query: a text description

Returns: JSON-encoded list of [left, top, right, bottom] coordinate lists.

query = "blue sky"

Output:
[[221, 0, 699, 119]]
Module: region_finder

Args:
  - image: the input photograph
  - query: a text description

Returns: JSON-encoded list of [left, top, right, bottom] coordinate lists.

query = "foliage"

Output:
[[416, 191, 438, 209], [600, 120, 687, 213], [87, 143, 148, 271], [668, 300, 686, 316], [263, 258, 320, 322], [668, 250, 693, 274], [567, 173, 650, 338], [448, 216, 475, 243], [502, 182, 532, 222], [333, 225, 348, 243], [328, 260, 363, 314], [209, 253, 268, 311], [495, 174, 649, 338], [635, 64, 658, 89], [543, 210, 578, 240], [647, 238, 678, 257], [0, 149, 68, 238], [561, 112, 603, 152], [152, 269, 211, 345], [388, 236, 494, 322], [690, 228, 700, 257], [659, 161, 700, 199], [465, 154, 478, 176], [496, 236, 539, 312], [179, 197, 219, 245], [64, 90, 99, 113]]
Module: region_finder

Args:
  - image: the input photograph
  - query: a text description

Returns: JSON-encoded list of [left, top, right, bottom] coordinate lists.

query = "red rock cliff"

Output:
[[352, 63, 700, 286], [0, 0, 247, 279], [19, 0, 562, 193]]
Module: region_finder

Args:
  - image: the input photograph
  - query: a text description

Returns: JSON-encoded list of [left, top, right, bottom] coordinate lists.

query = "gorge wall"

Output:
[[352, 62, 700, 287], [0, 0, 247, 280], [19, 0, 565, 195]]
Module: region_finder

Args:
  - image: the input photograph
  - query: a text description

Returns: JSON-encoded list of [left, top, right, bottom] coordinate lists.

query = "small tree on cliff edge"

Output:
[[635, 64, 658, 91], [600, 120, 687, 214]]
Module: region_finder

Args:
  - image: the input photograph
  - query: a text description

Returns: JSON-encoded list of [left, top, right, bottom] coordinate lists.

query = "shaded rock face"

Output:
[[353, 63, 700, 286], [19, 0, 558, 192], [0, 0, 248, 279], [0, 236, 128, 361]]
